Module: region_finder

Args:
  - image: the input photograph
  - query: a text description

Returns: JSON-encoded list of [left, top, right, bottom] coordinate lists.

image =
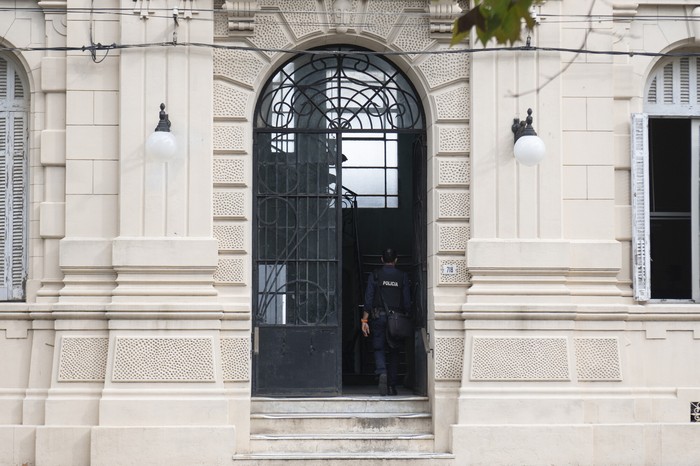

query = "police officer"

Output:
[[361, 248, 411, 396]]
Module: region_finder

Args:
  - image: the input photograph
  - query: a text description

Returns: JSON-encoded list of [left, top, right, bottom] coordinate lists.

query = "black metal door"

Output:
[[253, 131, 343, 395]]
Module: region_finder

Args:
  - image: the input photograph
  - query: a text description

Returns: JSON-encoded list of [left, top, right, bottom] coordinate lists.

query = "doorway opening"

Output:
[[252, 46, 427, 396]]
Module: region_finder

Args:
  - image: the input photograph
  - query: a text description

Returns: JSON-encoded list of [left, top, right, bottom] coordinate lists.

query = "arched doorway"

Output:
[[252, 46, 427, 396]]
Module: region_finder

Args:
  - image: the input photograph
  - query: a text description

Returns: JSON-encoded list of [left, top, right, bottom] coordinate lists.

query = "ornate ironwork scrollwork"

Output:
[[256, 48, 424, 131]]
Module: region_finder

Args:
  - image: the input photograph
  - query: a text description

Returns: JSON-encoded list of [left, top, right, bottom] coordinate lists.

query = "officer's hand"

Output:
[[361, 321, 370, 337]]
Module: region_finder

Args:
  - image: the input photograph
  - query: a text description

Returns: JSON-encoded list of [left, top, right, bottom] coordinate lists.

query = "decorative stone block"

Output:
[[213, 125, 245, 153], [221, 337, 251, 381], [213, 158, 246, 185], [438, 258, 469, 285], [438, 126, 470, 154], [438, 224, 469, 252], [365, 1, 424, 39], [471, 337, 570, 381], [393, 16, 432, 55], [249, 14, 291, 57], [575, 337, 622, 381], [435, 86, 470, 121], [435, 337, 465, 380], [214, 258, 246, 284], [438, 191, 470, 219], [438, 159, 470, 186], [213, 82, 250, 119], [213, 49, 264, 87], [418, 51, 470, 89], [214, 224, 246, 252], [112, 337, 215, 382], [213, 191, 246, 218], [284, 0, 322, 38], [58, 337, 109, 382]]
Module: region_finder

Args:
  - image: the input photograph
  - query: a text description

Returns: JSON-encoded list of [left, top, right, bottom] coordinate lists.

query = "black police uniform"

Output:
[[364, 264, 411, 395]]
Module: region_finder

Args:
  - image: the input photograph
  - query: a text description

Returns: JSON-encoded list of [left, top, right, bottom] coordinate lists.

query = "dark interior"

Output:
[[648, 118, 692, 299]]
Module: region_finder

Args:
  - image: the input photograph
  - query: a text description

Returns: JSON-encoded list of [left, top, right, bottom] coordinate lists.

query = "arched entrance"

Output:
[[252, 46, 427, 396]]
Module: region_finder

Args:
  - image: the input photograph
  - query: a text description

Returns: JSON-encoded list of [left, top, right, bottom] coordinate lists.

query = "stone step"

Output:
[[251, 395, 429, 415], [251, 411, 432, 434], [232, 452, 455, 465], [249, 433, 435, 454]]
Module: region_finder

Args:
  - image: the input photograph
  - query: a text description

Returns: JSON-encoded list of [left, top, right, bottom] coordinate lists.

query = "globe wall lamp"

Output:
[[512, 108, 546, 166], [145, 103, 177, 161]]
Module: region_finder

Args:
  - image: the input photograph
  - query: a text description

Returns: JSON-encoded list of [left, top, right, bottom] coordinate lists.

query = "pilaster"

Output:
[[35, 2, 68, 302], [55, 0, 120, 303], [115, 0, 218, 304], [468, 0, 622, 303]]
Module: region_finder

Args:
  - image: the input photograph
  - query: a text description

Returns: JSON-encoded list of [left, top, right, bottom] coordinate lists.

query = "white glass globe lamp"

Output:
[[146, 103, 177, 161], [512, 108, 546, 166]]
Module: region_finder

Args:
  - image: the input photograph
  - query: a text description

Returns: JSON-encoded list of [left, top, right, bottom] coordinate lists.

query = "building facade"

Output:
[[1, 0, 700, 464]]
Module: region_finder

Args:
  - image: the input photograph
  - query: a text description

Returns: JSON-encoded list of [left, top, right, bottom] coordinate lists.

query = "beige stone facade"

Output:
[[1, 1, 700, 464]]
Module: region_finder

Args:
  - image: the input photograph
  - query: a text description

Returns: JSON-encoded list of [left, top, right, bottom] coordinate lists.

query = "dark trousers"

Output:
[[370, 313, 400, 387]]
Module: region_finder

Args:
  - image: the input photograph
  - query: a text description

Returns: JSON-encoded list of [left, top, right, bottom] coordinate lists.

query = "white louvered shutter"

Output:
[[0, 56, 27, 301], [645, 57, 700, 114], [630, 113, 650, 302]]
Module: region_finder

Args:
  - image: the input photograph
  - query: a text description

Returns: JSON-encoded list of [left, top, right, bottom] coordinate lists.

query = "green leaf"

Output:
[[451, 0, 541, 46], [451, 6, 485, 46]]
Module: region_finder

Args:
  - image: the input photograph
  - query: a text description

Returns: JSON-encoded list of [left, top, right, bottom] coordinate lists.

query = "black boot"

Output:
[[388, 385, 398, 396], [378, 373, 388, 396]]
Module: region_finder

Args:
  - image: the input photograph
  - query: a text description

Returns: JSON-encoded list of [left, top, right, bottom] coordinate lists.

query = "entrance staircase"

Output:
[[232, 394, 454, 465]]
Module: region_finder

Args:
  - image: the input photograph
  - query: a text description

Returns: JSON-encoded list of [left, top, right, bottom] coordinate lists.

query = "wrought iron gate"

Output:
[[253, 46, 424, 395]]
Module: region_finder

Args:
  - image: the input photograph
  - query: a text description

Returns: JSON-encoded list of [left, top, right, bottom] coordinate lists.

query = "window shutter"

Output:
[[10, 114, 26, 299], [663, 63, 673, 103], [0, 115, 7, 300], [680, 58, 690, 103], [631, 113, 650, 302], [0, 56, 28, 301], [647, 77, 657, 104], [0, 59, 6, 99], [0, 112, 26, 301]]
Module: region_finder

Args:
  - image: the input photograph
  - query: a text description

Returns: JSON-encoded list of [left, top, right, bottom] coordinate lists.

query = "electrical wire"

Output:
[[3, 5, 700, 25], [2, 3, 700, 59], [3, 40, 700, 60]]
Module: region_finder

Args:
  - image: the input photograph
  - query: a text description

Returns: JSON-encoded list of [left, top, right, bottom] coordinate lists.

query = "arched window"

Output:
[[632, 55, 700, 302], [0, 55, 28, 301]]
